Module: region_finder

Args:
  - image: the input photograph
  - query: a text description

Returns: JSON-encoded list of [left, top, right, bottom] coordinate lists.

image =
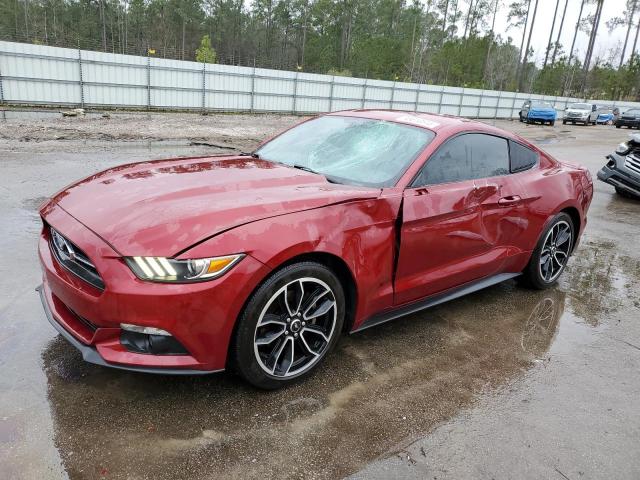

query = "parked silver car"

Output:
[[563, 103, 599, 125], [597, 133, 640, 199]]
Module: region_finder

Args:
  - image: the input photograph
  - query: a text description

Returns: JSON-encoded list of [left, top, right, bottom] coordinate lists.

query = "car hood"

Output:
[[49, 156, 379, 256], [566, 109, 589, 114], [529, 108, 556, 116]]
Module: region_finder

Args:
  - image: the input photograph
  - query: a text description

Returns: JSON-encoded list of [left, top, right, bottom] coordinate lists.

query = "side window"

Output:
[[509, 140, 538, 173], [413, 134, 510, 186]]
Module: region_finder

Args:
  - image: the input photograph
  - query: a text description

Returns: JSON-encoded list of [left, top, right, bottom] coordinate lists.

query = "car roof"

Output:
[[326, 109, 478, 133]]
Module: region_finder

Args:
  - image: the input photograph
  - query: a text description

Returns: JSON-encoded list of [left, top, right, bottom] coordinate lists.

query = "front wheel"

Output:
[[550, 120, 555, 126], [521, 213, 574, 289], [232, 262, 345, 389]]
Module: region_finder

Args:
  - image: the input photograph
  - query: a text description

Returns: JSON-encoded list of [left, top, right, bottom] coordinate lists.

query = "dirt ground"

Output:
[[0, 110, 639, 480]]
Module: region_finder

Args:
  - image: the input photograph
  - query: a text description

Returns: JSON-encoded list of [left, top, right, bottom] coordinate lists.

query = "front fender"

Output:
[[182, 196, 401, 327]]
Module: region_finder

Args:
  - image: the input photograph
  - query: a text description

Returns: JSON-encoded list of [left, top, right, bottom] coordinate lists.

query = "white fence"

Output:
[[1, 40, 639, 118]]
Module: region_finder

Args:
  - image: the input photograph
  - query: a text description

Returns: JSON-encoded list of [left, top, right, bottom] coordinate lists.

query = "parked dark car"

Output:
[[615, 108, 640, 129], [597, 133, 640, 199]]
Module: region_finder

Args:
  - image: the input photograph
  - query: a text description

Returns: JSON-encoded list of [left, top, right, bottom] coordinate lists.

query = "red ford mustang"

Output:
[[38, 110, 593, 388]]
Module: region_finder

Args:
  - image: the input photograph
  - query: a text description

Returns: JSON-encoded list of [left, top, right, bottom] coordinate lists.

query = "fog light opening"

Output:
[[120, 324, 189, 355]]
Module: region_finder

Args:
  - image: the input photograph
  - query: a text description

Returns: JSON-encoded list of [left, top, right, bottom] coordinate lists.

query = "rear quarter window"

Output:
[[510, 141, 538, 173]]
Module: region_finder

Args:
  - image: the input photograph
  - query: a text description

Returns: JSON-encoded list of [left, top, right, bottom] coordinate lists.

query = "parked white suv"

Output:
[[563, 103, 598, 125]]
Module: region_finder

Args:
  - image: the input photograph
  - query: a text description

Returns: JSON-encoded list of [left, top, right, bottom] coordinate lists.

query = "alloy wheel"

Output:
[[539, 220, 572, 283], [253, 277, 337, 377]]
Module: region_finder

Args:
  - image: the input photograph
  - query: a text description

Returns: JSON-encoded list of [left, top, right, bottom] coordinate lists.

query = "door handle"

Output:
[[498, 195, 522, 206]]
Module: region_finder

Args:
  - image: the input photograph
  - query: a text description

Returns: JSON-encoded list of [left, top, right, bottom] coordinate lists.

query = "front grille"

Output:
[[625, 154, 640, 176], [566, 112, 582, 118], [49, 227, 105, 290]]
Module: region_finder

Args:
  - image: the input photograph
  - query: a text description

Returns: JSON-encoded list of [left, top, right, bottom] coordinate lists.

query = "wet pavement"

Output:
[[0, 112, 639, 479]]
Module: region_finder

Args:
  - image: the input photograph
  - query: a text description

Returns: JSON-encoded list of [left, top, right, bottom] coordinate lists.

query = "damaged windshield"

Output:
[[255, 116, 435, 187]]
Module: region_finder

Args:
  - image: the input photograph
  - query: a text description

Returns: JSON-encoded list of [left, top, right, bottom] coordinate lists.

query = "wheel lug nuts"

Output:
[[294, 333, 298, 338], [285, 330, 289, 335], [302, 322, 306, 326], [286, 318, 291, 323]]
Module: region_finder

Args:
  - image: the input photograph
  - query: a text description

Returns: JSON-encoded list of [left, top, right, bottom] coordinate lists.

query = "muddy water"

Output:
[[40, 285, 568, 479], [1, 114, 639, 479]]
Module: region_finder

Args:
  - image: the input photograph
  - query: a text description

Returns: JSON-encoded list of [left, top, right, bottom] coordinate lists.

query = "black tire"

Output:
[[562, 120, 567, 125], [550, 120, 555, 126], [521, 212, 575, 290], [231, 261, 345, 389], [616, 124, 621, 128], [519, 114, 524, 123]]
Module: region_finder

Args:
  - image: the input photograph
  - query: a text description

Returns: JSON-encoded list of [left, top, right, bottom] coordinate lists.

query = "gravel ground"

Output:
[[0, 110, 639, 480]]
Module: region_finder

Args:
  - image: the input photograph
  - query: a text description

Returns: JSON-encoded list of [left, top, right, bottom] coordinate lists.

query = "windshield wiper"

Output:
[[239, 151, 260, 158], [292, 164, 341, 184]]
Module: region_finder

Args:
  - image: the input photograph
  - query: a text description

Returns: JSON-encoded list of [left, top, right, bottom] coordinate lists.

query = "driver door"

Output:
[[394, 134, 493, 305]]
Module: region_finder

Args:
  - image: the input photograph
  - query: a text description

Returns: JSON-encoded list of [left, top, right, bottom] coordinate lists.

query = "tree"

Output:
[[509, 0, 532, 90], [196, 34, 216, 62], [582, 0, 605, 89], [542, 0, 560, 68], [551, 0, 568, 65], [0, 0, 637, 100], [607, 0, 638, 68], [519, 0, 538, 91]]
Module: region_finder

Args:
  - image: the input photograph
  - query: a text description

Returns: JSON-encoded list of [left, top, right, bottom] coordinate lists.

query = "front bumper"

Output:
[[37, 284, 217, 375], [597, 161, 640, 196], [527, 114, 556, 122], [615, 119, 640, 128], [564, 115, 589, 122], [38, 203, 271, 373]]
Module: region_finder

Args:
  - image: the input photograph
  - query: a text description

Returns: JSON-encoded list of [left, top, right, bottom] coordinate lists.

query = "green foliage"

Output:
[[0, 0, 637, 100], [196, 35, 217, 63], [327, 68, 353, 77]]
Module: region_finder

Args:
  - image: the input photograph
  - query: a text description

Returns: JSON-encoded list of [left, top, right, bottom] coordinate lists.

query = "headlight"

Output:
[[581, 112, 589, 117], [615, 142, 630, 155], [126, 254, 244, 283]]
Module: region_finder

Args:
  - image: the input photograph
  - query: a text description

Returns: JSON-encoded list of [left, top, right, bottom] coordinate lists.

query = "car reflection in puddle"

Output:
[[41, 282, 570, 480]]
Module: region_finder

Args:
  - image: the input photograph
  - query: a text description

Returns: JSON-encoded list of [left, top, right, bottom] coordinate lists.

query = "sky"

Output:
[[490, 0, 632, 66]]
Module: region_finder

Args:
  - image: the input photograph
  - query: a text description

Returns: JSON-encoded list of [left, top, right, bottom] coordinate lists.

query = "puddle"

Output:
[[38, 285, 565, 479], [36, 237, 640, 480]]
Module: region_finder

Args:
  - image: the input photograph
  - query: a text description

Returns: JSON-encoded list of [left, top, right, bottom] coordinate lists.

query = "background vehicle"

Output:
[[38, 111, 593, 389], [597, 133, 640, 199], [615, 108, 640, 129], [596, 106, 615, 124], [521, 101, 557, 125], [519, 100, 532, 122], [563, 103, 598, 125]]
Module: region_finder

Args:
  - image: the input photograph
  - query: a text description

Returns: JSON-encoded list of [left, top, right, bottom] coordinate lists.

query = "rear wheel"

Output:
[[550, 120, 555, 126], [521, 213, 574, 290], [232, 262, 345, 389]]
